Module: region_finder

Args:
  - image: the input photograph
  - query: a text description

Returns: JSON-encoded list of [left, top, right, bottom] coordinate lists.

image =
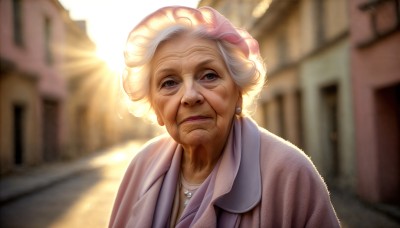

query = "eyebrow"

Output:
[[154, 58, 217, 76]]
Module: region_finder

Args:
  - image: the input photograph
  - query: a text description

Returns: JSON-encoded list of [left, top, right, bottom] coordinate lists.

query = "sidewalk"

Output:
[[0, 141, 143, 204], [331, 188, 400, 227]]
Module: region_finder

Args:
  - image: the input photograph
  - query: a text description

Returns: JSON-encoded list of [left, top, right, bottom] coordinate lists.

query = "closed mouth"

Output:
[[181, 115, 210, 124]]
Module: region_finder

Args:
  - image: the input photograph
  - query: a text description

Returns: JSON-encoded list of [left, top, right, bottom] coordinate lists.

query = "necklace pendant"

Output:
[[184, 190, 193, 198], [181, 174, 201, 207]]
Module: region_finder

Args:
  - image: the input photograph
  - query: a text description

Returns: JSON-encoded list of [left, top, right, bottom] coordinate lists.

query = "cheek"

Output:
[[153, 96, 178, 125], [151, 94, 166, 125], [152, 103, 164, 126], [207, 87, 238, 115]]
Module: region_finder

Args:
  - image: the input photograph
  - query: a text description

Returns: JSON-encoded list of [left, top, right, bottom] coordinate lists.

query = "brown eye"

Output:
[[201, 71, 219, 81], [161, 79, 178, 88]]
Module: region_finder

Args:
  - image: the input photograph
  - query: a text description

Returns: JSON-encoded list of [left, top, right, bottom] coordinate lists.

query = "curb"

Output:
[[0, 140, 144, 205], [0, 151, 111, 204]]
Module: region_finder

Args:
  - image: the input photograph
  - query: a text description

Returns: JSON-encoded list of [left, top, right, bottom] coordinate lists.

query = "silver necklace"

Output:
[[181, 174, 201, 206]]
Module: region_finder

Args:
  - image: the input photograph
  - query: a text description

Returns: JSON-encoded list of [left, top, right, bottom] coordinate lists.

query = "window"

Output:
[[358, 0, 400, 47], [44, 17, 53, 65], [314, 0, 325, 46], [12, 0, 23, 46], [277, 33, 288, 67]]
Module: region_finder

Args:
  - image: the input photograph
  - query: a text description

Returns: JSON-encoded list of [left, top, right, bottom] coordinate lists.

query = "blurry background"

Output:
[[0, 0, 399, 227]]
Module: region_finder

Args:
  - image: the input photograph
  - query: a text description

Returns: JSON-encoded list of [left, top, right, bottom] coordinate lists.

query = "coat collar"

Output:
[[213, 117, 262, 213], [139, 117, 262, 219], [140, 135, 178, 195]]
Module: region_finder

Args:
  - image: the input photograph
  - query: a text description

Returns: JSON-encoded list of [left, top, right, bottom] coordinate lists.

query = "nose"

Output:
[[181, 82, 204, 106]]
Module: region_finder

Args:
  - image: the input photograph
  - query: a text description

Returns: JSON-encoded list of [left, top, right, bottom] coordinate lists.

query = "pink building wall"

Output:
[[0, 0, 69, 172], [350, 0, 400, 203], [0, 0, 67, 99]]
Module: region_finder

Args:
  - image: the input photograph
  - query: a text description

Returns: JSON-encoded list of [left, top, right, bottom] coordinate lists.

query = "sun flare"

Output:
[[96, 46, 125, 74], [60, 0, 200, 73]]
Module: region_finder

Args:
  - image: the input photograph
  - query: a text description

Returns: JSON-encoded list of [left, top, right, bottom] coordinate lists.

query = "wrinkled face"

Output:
[[150, 34, 242, 148]]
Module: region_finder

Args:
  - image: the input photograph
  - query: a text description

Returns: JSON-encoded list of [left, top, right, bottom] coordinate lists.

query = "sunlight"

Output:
[[58, 0, 201, 132], [60, 0, 200, 73], [96, 45, 125, 74]]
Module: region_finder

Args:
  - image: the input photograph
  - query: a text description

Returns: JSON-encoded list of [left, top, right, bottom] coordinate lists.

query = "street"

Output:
[[0, 141, 140, 228], [0, 140, 399, 228], [1, 168, 116, 227]]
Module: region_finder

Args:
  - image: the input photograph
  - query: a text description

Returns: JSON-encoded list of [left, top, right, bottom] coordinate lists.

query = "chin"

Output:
[[180, 131, 214, 146]]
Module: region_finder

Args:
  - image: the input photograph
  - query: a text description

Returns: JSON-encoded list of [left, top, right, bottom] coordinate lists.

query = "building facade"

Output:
[[296, 0, 354, 190], [64, 27, 156, 158], [350, 0, 400, 205], [0, 0, 69, 174], [0, 0, 155, 175]]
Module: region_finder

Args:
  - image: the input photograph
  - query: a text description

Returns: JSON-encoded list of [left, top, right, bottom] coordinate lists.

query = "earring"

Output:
[[236, 107, 242, 115]]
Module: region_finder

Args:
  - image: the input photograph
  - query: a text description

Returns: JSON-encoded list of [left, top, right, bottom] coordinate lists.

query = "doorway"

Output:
[[13, 104, 25, 165], [375, 83, 400, 205], [42, 100, 59, 162], [320, 84, 340, 183]]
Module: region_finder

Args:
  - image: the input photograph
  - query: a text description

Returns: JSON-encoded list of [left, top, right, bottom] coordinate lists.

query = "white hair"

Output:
[[122, 25, 266, 118]]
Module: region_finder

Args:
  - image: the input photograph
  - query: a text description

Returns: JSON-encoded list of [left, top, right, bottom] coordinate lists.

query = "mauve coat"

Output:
[[109, 117, 340, 228]]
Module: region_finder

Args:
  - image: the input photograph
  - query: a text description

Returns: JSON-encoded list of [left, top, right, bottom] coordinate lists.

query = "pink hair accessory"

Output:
[[126, 6, 260, 59]]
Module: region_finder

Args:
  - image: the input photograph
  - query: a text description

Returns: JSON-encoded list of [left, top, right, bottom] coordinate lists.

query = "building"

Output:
[[0, 0, 70, 174], [292, 0, 354, 190], [0, 0, 154, 175], [198, 0, 260, 28], [350, 0, 400, 205], [64, 20, 155, 157]]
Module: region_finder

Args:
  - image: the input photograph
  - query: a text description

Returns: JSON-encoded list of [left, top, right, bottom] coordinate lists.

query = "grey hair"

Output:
[[122, 24, 266, 118]]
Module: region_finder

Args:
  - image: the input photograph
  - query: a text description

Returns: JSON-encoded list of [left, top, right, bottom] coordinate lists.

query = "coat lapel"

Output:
[[127, 178, 164, 227], [117, 136, 180, 228], [214, 117, 262, 213], [193, 117, 262, 226]]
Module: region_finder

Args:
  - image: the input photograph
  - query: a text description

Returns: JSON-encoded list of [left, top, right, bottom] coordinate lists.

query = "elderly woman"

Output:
[[110, 6, 340, 228]]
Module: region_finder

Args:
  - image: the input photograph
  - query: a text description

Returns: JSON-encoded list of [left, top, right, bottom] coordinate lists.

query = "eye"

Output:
[[201, 71, 219, 81], [160, 78, 178, 89]]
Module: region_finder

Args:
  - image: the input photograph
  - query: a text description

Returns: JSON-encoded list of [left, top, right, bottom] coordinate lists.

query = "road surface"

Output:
[[0, 141, 142, 228]]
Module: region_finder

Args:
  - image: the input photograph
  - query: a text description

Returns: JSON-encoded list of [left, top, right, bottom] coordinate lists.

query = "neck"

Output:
[[180, 117, 236, 184], [180, 144, 223, 184]]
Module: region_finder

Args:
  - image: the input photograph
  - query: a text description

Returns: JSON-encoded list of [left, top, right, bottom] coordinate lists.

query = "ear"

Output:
[[151, 98, 165, 126], [154, 107, 164, 126], [157, 115, 165, 126]]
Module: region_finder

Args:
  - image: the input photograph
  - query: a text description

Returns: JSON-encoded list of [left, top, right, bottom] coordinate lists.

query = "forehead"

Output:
[[152, 33, 222, 65]]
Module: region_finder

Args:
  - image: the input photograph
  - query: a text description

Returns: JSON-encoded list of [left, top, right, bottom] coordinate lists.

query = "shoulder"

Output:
[[133, 134, 173, 160], [118, 134, 177, 195], [121, 134, 176, 184], [252, 124, 339, 226], [127, 134, 176, 171], [258, 128, 308, 163], [257, 127, 323, 183]]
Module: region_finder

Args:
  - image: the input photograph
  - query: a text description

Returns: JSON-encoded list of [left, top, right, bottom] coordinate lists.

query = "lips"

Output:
[[180, 115, 210, 124]]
